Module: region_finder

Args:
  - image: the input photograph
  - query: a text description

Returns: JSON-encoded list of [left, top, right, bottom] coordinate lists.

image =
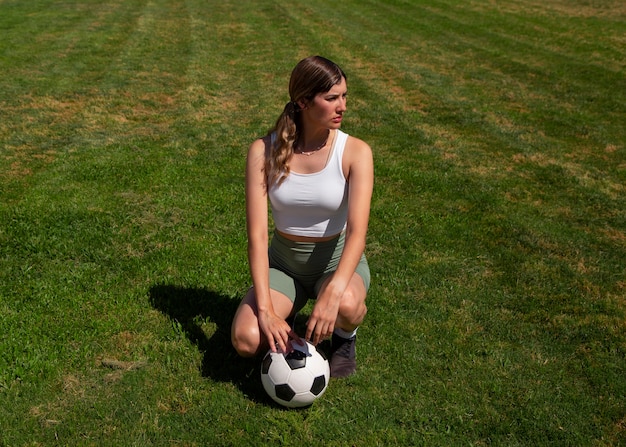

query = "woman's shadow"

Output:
[[148, 284, 265, 401]]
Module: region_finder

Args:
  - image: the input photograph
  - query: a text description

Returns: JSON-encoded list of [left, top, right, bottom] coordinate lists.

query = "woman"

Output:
[[231, 56, 373, 378]]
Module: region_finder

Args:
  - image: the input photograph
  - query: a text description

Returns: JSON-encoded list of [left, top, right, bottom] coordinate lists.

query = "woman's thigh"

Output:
[[232, 286, 296, 333]]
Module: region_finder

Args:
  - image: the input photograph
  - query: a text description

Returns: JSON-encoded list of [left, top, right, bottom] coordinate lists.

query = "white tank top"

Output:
[[268, 130, 349, 237]]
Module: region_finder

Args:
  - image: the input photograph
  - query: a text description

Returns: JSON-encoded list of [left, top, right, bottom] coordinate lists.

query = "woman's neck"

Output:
[[297, 128, 331, 153]]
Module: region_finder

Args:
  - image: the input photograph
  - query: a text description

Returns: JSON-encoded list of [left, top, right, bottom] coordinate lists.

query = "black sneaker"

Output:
[[329, 333, 357, 378]]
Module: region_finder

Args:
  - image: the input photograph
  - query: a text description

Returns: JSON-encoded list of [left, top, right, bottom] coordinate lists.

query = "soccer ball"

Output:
[[261, 339, 330, 408]]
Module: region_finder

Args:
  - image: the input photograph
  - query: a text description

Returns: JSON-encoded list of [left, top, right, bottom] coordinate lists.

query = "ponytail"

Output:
[[265, 101, 300, 187]]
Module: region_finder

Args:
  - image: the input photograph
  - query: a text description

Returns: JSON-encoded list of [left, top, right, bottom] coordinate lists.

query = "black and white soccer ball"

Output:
[[261, 339, 330, 408]]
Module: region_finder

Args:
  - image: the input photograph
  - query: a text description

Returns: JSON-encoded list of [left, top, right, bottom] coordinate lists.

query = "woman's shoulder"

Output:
[[344, 133, 372, 158], [341, 132, 373, 178], [249, 134, 272, 153]]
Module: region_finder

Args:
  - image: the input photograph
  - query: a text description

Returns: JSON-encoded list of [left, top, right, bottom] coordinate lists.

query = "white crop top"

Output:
[[268, 130, 349, 237]]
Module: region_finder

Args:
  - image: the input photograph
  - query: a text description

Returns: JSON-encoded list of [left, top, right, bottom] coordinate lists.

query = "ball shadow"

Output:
[[148, 284, 268, 403]]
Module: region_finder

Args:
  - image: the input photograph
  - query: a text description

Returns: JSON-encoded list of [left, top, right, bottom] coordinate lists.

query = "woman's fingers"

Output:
[[306, 318, 334, 345]]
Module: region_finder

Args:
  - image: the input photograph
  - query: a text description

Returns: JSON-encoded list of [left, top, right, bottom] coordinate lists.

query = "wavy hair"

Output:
[[265, 56, 346, 187]]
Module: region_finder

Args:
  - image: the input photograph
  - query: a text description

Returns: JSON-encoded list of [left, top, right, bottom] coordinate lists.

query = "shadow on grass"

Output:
[[148, 284, 267, 403]]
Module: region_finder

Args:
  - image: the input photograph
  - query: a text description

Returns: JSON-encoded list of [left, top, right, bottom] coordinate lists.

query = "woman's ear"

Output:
[[297, 99, 308, 110]]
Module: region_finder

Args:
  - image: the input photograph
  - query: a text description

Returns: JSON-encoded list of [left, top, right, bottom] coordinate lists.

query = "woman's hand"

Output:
[[258, 309, 301, 354], [306, 281, 343, 345]]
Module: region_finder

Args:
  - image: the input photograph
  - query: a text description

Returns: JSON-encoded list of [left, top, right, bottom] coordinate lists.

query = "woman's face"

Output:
[[301, 77, 347, 130]]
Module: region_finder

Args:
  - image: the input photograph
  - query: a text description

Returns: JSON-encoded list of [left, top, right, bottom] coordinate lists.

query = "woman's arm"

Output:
[[246, 138, 272, 313], [245, 138, 296, 353], [306, 137, 374, 344]]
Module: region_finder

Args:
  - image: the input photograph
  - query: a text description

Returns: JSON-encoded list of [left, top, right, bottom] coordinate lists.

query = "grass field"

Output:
[[1, 0, 625, 445]]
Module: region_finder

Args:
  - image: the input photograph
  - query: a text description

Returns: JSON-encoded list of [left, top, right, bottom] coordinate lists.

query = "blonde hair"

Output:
[[265, 56, 346, 187]]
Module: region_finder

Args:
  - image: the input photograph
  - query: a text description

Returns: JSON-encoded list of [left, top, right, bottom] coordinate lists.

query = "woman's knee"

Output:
[[231, 290, 263, 357], [338, 288, 367, 326], [231, 324, 261, 357]]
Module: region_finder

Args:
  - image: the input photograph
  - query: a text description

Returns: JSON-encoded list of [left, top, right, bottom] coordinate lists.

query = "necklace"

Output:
[[295, 130, 330, 156]]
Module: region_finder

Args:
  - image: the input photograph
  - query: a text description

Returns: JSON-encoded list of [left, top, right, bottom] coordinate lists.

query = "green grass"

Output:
[[1, 0, 625, 445]]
